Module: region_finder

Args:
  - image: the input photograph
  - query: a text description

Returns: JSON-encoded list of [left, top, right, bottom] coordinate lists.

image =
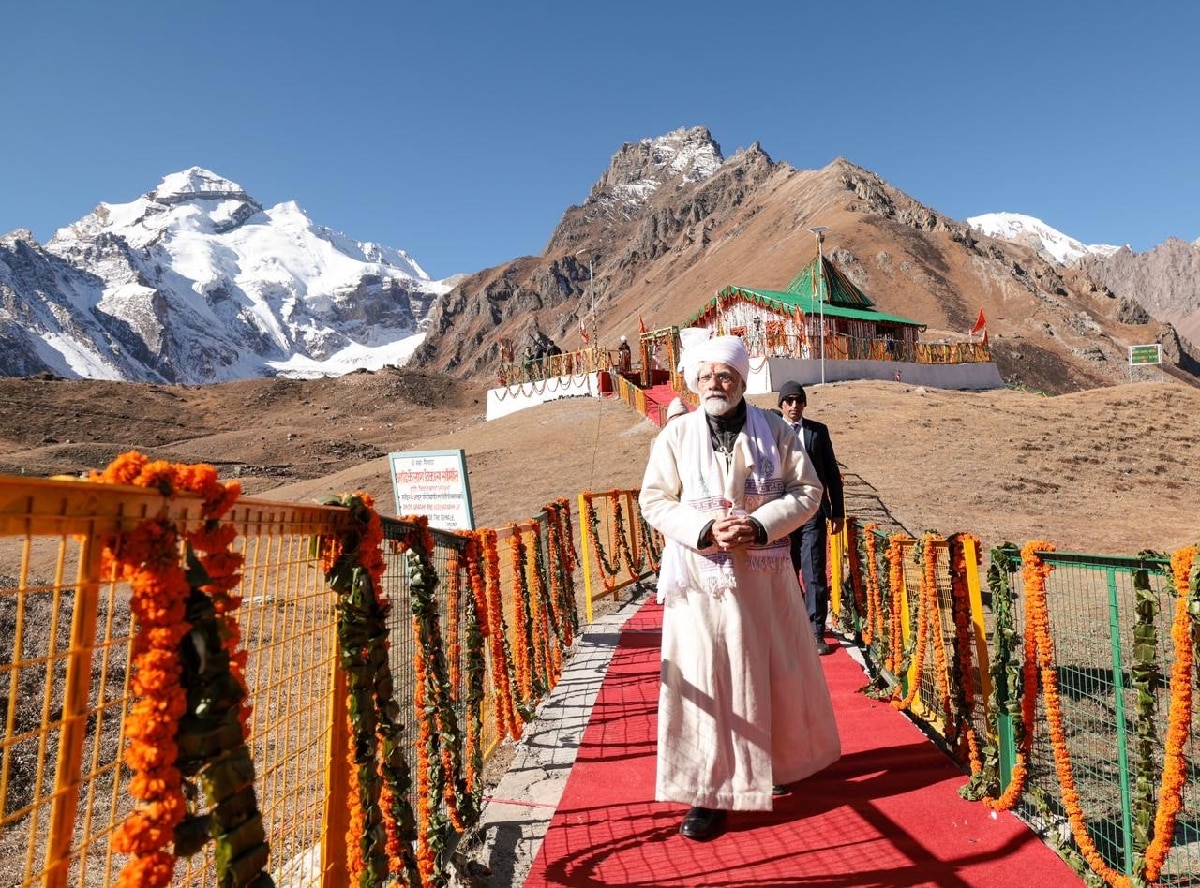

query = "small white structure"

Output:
[[486, 371, 607, 421]]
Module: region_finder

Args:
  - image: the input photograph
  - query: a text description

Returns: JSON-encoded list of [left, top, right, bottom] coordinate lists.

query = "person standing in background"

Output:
[[777, 380, 845, 655], [618, 335, 633, 374]]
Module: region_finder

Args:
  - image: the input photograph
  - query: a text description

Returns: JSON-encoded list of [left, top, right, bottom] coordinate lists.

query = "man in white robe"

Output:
[[639, 335, 842, 840]]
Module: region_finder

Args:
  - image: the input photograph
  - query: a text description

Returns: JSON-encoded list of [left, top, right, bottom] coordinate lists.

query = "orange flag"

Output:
[[969, 308, 987, 336], [578, 317, 590, 344], [638, 314, 647, 334]]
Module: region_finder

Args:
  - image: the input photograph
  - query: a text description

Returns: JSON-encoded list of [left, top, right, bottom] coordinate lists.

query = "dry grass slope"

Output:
[[2, 371, 1198, 555]]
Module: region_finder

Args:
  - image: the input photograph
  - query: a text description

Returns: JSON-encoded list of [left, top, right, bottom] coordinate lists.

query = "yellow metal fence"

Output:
[[1, 478, 649, 888]]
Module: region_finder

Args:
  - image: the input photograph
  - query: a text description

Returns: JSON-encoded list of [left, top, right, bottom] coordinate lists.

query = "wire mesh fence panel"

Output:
[[855, 528, 895, 680], [580, 492, 647, 604], [1005, 552, 1200, 886], [0, 533, 133, 888], [910, 541, 953, 737], [174, 529, 340, 887], [1034, 562, 1136, 874]]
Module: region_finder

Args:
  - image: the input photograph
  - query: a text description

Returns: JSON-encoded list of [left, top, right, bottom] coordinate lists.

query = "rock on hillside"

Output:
[[1078, 238, 1200, 349]]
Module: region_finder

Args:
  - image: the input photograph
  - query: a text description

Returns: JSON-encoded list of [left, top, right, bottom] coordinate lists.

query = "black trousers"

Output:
[[788, 513, 829, 635]]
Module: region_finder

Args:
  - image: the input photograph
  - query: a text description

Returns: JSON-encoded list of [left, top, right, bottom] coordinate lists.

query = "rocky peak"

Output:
[[591, 126, 725, 207], [151, 167, 254, 205]]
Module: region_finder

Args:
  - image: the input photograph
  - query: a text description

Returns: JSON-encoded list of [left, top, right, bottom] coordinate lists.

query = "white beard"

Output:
[[702, 393, 736, 417]]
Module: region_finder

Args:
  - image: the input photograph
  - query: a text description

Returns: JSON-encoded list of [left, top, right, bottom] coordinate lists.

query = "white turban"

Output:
[[681, 334, 750, 394]]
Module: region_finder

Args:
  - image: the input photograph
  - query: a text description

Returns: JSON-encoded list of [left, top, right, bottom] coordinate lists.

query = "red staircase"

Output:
[[642, 382, 685, 427]]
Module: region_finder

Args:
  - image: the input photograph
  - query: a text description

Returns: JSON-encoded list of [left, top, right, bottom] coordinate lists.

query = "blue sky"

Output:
[[3, 1, 1196, 280]]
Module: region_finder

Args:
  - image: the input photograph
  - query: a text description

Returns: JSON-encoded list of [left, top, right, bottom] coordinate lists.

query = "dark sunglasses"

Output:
[[781, 396, 805, 406]]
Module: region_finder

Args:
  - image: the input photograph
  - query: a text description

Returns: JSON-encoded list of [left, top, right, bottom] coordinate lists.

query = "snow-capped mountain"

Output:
[[966, 212, 1124, 265], [0, 167, 451, 383]]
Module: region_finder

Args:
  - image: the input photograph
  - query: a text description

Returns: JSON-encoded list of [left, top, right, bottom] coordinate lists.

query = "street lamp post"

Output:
[[808, 226, 829, 385]]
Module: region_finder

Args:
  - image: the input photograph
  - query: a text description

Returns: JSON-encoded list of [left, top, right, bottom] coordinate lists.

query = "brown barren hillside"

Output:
[[2, 371, 1198, 559]]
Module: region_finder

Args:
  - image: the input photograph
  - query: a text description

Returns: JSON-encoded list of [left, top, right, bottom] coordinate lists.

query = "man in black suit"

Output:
[[778, 381, 845, 655]]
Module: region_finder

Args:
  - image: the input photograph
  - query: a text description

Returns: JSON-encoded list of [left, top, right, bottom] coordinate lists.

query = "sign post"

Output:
[[1128, 344, 1162, 365], [1128, 344, 1163, 382], [389, 449, 475, 531]]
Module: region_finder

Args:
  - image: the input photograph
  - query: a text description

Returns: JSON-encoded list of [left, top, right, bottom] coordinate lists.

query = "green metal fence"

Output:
[[834, 529, 1200, 887], [993, 547, 1199, 886]]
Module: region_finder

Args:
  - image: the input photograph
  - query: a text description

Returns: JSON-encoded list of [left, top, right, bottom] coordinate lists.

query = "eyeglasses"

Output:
[[697, 372, 737, 387], [781, 396, 805, 406]]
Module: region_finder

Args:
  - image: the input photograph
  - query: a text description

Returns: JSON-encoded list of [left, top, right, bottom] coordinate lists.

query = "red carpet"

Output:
[[524, 600, 1082, 887], [642, 384, 684, 427]]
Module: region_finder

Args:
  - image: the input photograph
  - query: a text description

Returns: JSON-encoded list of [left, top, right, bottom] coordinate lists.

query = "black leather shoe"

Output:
[[679, 806, 727, 840], [815, 639, 834, 656], [772, 783, 789, 796]]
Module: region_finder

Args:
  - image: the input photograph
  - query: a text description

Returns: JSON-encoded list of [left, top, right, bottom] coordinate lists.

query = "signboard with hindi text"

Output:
[[1129, 344, 1162, 365], [389, 449, 475, 531]]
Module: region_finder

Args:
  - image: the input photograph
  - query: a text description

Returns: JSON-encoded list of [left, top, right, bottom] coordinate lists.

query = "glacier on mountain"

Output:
[[0, 167, 449, 383], [966, 212, 1124, 265]]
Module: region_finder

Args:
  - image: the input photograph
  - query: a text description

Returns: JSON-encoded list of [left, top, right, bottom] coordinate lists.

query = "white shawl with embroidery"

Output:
[[654, 406, 793, 603]]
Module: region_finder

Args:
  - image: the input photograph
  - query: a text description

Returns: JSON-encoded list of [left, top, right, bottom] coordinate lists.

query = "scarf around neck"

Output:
[[656, 403, 791, 603]]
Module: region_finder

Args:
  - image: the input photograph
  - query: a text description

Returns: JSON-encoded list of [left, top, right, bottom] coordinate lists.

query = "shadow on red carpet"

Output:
[[523, 599, 1081, 888]]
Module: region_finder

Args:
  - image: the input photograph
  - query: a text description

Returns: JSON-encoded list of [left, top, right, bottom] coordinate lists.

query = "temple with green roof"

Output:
[[681, 255, 925, 362]]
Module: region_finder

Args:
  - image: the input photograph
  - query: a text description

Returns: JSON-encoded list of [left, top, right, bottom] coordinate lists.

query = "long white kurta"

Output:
[[639, 405, 842, 811]]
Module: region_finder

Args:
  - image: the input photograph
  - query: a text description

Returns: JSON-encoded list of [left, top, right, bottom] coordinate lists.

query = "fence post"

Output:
[[321, 648, 350, 886], [991, 545, 1019, 793], [625, 491, 640, 571], [44, 535, 105, 887], [1105, 565, 1135, 876], [578, 493, 595, 623], [962, 536, 993, 721], [829, 523, 844, 622], [897, 546, 915, 701]]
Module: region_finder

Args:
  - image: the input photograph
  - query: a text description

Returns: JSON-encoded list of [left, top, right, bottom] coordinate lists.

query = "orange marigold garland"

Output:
[[1140, 545, 1198, 882], [459, 538, 488, 814], [635, 502, 663, 574], [477, 529, 521, 740], [583, 494, 622, 589], [862, 523, 882, 646], [96, 452, 271, 888], [107, 516, 189, 887], [885, 535, 906, 675], [405, 521, 470, 881], [1022, 540, 1131, 886], [411, 607, 438, 884], [891, 534, 935, 712], [523, 526, 549, 690], [537, 517, 565, 684], [609, 491, 643, 577], [924, 535, 955, 733], [977, 541, 1047, 813], [947, 533, 984, 778], [842, 519, 867, 636], [321, 494, 420, 888], [543, 503, 576, 649], [555, 497, 579, 576], [508, 526, 536, 706]]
